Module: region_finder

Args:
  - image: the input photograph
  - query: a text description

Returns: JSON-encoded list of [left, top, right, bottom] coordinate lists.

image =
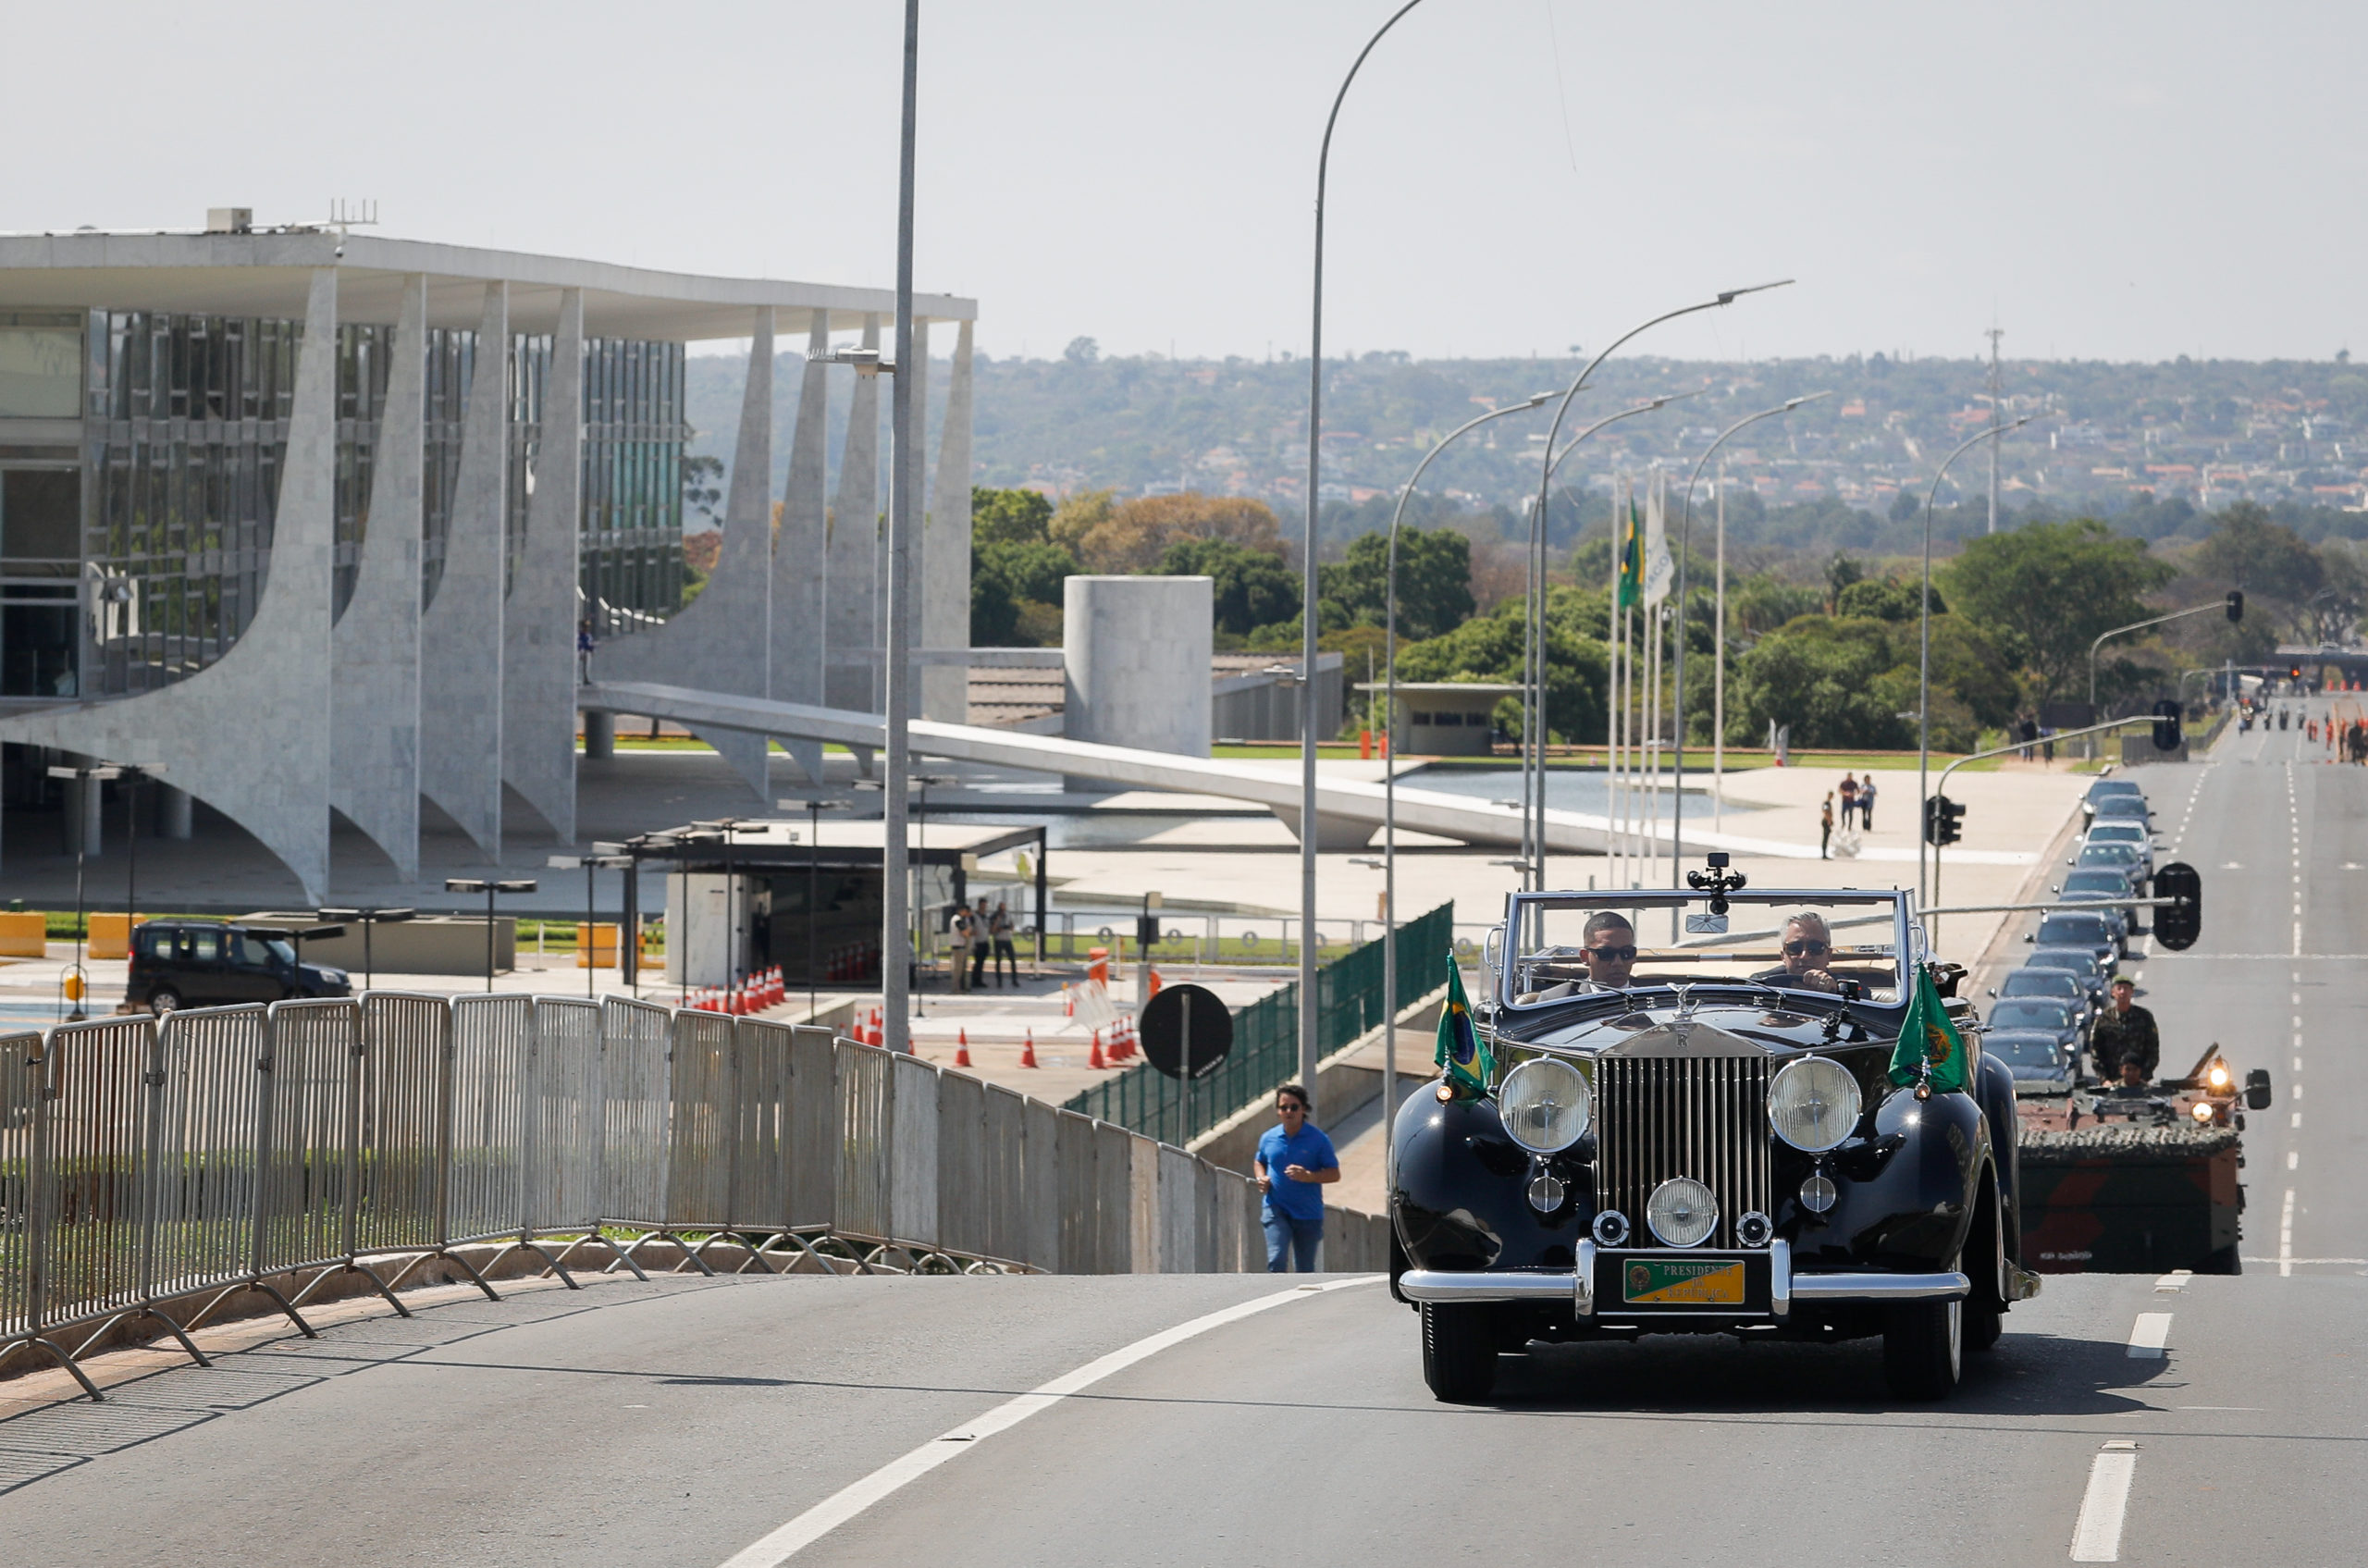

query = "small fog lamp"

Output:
[[2191, 1100, 2216, 1124]]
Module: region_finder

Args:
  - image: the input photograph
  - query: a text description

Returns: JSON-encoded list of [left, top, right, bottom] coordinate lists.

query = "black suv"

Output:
[[126, 920, 352, 1015]]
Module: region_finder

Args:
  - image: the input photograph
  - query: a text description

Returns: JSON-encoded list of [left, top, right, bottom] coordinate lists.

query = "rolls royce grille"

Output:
[[1595, 1056, 1772, 1249]]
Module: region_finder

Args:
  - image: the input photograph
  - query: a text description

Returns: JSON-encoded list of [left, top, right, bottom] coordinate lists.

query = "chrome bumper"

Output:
[[1400, 1241, 1975, 1318]]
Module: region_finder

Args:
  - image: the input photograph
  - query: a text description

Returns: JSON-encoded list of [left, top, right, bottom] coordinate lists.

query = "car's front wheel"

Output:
[[147, 988, 182, 1018], [1420, 1303, 1498, 1403], [1884, 1292, 1963, 1400]]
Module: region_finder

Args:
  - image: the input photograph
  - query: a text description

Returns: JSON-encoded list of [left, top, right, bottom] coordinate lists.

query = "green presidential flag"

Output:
[[1889, 962, 1969, 1093], [1615, 494, 1644, 611], [1436, 954, 1494, 1094]]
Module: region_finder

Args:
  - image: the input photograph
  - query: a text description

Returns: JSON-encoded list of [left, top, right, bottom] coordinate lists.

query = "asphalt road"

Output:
[[3, 714, 2362, 1565]]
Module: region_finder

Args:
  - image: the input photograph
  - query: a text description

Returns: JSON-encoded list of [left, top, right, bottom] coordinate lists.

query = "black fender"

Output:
[[1973, 1047, 2024, 1264], [1791, 1084, 1988, 1272], [1388, 1080, 1586, 1272]]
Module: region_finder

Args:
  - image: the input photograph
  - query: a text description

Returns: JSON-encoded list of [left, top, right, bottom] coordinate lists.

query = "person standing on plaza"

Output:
[[968, 895, 993, 990], [949, 902, 976, 992], [1857, 774, 1877, 831], [1838, 772, 1860, 829], [1254, 1083, 1338, 1272], [1819, 792, 1834, 859], [990, 900, 1018, 987]]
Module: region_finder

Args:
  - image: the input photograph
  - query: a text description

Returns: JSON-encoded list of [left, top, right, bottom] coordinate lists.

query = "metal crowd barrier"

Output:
[[0, 990, 1392, 1401]]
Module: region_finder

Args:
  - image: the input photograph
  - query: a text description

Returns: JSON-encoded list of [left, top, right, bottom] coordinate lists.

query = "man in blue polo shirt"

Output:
[[1254, 1082, 1339, 1272]]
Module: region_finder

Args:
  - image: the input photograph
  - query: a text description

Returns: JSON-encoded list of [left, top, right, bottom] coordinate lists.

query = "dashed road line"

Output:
[[2126, 1312, 2172, 1359], [2071, 1442, 2140, 1562], [2281, 1189, 2297, 1278]]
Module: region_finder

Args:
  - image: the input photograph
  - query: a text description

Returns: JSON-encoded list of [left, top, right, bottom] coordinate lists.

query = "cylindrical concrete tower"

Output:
[[1063, 575, 1213, 757]]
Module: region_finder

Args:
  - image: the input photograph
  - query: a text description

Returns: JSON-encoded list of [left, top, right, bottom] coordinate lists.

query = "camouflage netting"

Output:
[[2018, 1123, 2241, 1164]]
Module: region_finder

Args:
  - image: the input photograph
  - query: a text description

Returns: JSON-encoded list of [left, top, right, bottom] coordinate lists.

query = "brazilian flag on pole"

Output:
[[1436, 954, 1494, 1094], [1615, 492, 1644, 610], [1888, 962, 1969, 1093]]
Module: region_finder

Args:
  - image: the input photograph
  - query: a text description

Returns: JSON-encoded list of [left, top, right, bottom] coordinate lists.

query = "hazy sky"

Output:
[[10, 1, 2362, 364]]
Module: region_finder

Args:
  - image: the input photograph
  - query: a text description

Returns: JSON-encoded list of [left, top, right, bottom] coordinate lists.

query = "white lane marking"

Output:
[[2292, 1111, 2302, 1128], [714, 1277, 1379, 1567], [2293, 1057, 2303, 1072], [2294, 922, 2303, 956], [2293, 1083, 2304, 1101], [2071, 1443, 2140, 1562], [2288, 1150, 2300, 1170], [2152, 1270, 2190, 1293], [2126, 1312, 2173, 1358], [2281, 1189, 2296, 1278]]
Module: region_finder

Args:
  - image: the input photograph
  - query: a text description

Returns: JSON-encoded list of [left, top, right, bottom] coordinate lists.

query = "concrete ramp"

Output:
[[581, 679, 1845, 860]]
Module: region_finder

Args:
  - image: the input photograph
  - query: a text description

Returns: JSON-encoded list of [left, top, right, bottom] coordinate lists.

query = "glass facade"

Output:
[[22, 313, 689, 700]]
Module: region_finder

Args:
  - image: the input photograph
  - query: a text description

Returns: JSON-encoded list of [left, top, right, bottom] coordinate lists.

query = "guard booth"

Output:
[[640, 818, 1048, 990]]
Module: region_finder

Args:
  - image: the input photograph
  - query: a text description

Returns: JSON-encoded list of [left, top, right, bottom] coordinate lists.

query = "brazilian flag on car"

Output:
[[1888, 962, 1968, 1093], [1436, 954, 1494, 1094]]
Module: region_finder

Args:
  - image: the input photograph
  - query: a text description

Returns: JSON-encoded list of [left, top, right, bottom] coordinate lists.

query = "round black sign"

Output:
[[1139, 983, 1235, 1081]]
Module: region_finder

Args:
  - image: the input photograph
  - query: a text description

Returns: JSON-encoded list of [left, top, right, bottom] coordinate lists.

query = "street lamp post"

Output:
[[316, 906, 416, 991], [2087, 599, 2246, 734], [1301, 0, 1431, 1115], [780, 795, 854, 1017], [1531, 390, 1708, 889], [1374, 390, 1554, 1179], [1525, 285, 1792, 909], [442, 878, 538, 992], [879, 0, 921, 1057], [1918, 416, 2033, 904], [45, 761, 125, 1021], [547, 850, 632, 999], [1668, 393, 1832, 891]]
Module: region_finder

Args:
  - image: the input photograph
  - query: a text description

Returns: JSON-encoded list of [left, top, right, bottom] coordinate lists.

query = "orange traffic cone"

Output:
[[955, 1029, 972, 1068], [1019, 1030, 1039, 1068], [1090, 1032, 1106, 1070]]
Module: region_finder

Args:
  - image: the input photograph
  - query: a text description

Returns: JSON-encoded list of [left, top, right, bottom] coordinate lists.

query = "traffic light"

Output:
[[2152, 698, 2183, 751], [2289, 664, 2304, 681], [2226, 589, 2244, 623], [1136, 913, 1162, 951], [1921, 794, 1966, 847], [2151, 861, 2202, 950]]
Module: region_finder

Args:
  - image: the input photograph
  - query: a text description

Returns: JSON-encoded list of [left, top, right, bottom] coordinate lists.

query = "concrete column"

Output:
[[502, 287, 584, 843], [583, 710, 614, 759], [922, 319, 974, 722], [0, 269, 339, 902], [588, 310, 774, 799], [770, 308, 829, 784], [420, 282, 510, 858], [825, 314, 881, 712], [904, 321, 931, 716], [80, 772, 103, 858], [331, 272, 426, 879], [158, 784, 192, 840], [1063, 575, 1214, 754]]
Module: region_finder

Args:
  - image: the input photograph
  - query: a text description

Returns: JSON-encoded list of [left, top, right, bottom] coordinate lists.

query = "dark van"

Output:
[[126, 920, 352, 1015]]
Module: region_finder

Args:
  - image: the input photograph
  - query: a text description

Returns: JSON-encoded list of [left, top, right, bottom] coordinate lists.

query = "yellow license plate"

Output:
[[1622, 1258, 1745, 1305]]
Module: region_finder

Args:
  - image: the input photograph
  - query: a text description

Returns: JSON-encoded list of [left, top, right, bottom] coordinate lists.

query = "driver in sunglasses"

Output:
[[1751, 911, 1842, 994], [1517, 910, 1640, 1002]]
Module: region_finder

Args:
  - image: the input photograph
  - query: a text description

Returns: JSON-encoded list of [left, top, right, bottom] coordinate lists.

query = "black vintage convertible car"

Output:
[[1390, 872, 2040, 1402]]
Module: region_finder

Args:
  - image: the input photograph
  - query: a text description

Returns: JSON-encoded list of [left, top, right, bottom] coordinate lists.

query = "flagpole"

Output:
[[1607, 489, 1624, 890], [1712, 463, 1726, 832]]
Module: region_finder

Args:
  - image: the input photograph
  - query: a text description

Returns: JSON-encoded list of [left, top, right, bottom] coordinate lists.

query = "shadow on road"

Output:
[[1485, 1327, 2172, 1418]]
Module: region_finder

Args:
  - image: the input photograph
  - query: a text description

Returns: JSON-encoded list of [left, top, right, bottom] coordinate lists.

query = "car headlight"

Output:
[[1646, 1176, 1719, 1247], [1768, 1056, 1862, 1154], [1497, 1056, 1591, 1154]]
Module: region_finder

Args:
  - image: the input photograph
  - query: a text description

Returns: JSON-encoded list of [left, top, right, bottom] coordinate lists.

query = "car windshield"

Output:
[[2036, 914, 2112, 947], [2030, 946, 2104, 978], [232, 932, 295, 966], [1498, 888, 1906, 1008], [2064, 870, 2130, 894], [2091, 799, 2150, 821], [1991, 998, 2074, 1031], [1987, 1033, 2067, 1069], [2087, 780, 2144, 800], [2001, 969, 2080, 998], [2078, 844, 2140, 867], [2087, 823, 2147, 845]]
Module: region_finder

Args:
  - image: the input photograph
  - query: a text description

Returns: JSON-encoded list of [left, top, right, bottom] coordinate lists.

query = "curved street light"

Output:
[[1918, 415, 2034, 904], [1376, 389, 1555, 1178], [1666, 391, 1833, 888], [1522, 283, 1791, 903], [1298, 0, 1430, 1111], [1527, 389, 1708, 885]]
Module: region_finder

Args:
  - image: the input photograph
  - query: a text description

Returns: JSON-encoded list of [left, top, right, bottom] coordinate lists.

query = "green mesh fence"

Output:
[[1060, 902, 1454, 1146]]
